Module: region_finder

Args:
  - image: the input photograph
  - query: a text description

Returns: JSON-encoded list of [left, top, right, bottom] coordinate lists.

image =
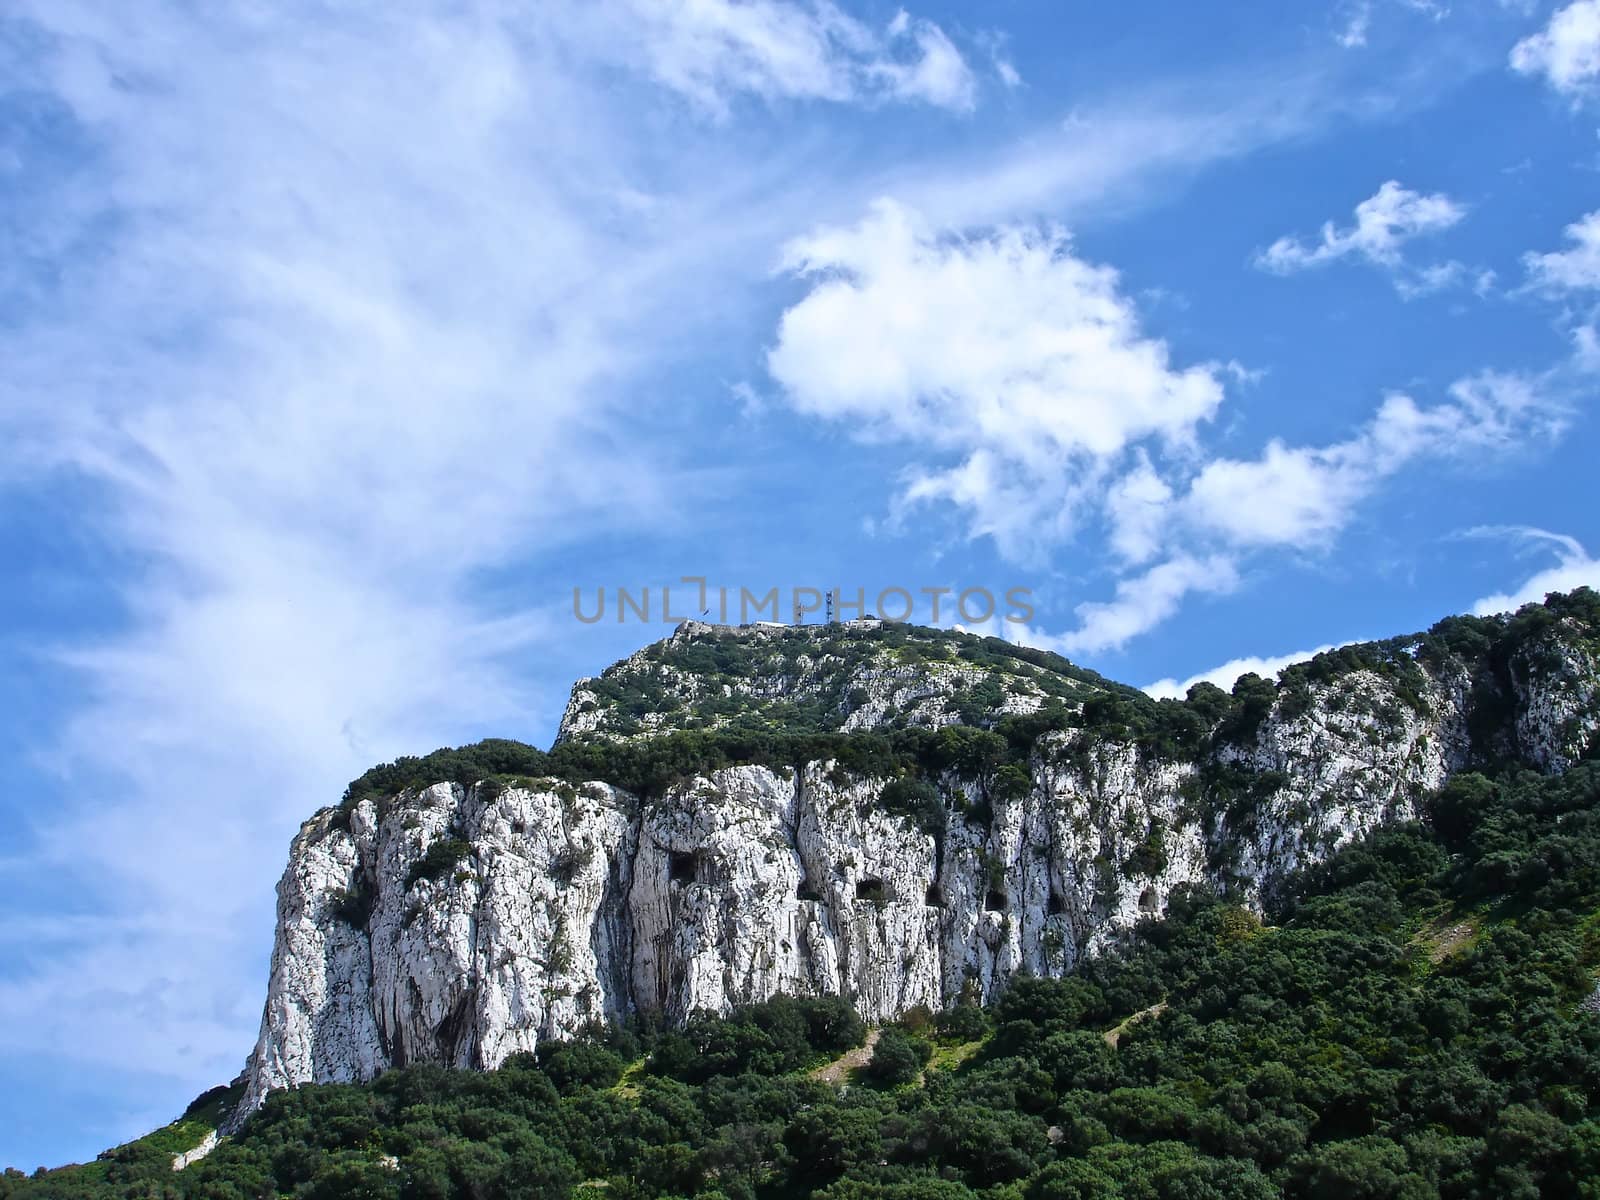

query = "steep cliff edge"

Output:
[[231, 594, 1600, 1124]]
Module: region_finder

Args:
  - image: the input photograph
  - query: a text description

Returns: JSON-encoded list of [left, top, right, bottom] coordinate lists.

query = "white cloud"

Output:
[[1334, 0, 1448, 48], [0, 0, 791, 1152], [768, 193, 1565, 654], [1255, 180, 1466, 288], [1185, 439, 1374, 549], [1036, 371, 1561, 652], [1056, 555, 1241, 655], [1184, 374, 1563, 550], [1524, 209, 1600, 291], [1471, 526, 1600, 613], [1576, 323, 1600, 369], [1338, 3, 1373, 48], [874, 10, 977, 109], [1393, 260, 1497, 299], [1144, 643, 1343, 700], [1510, 0, 1600, 98], [607, 0, 977, 115], [767, 198, 1226, 561], [978, 557, 1241, 659], [1105, 454, 1175, 565]]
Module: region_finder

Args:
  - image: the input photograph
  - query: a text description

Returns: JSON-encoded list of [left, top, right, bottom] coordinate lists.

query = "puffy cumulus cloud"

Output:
[[768, 198, 1569, 655], [1524, 210, 1600, 291], [1048, 375, 1560, 654], [1511, 0, 1600, 98], [1144, 643, 1343, 701], [1185, 440, 1373, 549], [1255, 181, 1467, 292], [767, 199, 1226, 560], [974, 557, 1239, 659], [1033, 372, 1558, 652], [1105, 453, 1175, 566], [1471, 527, 1600, 614], [610, 0, 978, 115], [1184, 374, 1565, 550]]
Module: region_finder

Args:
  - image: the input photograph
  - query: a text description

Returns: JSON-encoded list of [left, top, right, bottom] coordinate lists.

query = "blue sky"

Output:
[[3, 0, 1600, 1168]]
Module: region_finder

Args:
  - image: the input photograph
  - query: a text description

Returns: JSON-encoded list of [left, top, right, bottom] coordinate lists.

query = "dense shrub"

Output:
[[17, 592, 1600, 1200], [863, 1028, 932, 1087]]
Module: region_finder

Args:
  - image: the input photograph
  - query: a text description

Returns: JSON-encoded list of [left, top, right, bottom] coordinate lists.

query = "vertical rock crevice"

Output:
[[229, 614, 1600, 1128]]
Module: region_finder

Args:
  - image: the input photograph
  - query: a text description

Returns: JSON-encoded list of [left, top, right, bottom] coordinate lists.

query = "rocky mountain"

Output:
[[229, 594, 1600, 1127], [554, 617, 1119, 740]]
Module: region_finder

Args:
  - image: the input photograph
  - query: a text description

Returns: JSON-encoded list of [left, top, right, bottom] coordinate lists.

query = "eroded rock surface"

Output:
[[232, 607, 1600, 1124]]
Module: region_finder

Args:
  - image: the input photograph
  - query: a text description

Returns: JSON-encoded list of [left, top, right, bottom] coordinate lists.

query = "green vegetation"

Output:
[[338, 594, 1599, 829], [19, 593, 1594, 1195], [15, 755, 1600, 1199], [405, 839, 474, 889], [861, 1028, 933, 1088], [571, 620, 1156, 743]]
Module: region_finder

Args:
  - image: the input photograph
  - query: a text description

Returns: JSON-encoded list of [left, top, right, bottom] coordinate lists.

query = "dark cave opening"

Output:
[[668, 851, 697, 885]]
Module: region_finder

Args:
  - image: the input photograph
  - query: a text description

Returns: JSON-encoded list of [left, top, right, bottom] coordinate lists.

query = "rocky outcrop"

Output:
[[171, 1131, 219, 1172], [231, 607, 1600, 1125], [557, 619, 1075, 742]]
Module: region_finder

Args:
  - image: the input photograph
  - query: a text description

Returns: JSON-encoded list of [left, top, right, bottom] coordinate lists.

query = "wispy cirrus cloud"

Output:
[[1333, 0, 1446, 51], [0, 0, 789, 1159], [1254, 180, 1480, 297], [1470, 526, 1600, 613], [3, 7, 1407, 1157], [585, 0, 982, 116]]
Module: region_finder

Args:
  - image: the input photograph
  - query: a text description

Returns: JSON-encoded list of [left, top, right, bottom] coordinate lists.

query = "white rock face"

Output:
[[557, 619, 1064, 743], [171, 1130, 219, 1171], [1510, 633, 1600, 772], [237, 779, 635, 1119], [231, 620, 1599, 1125]]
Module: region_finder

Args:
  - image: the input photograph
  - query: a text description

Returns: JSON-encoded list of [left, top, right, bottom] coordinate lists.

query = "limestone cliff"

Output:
[[230, 597, 1600, 1124]]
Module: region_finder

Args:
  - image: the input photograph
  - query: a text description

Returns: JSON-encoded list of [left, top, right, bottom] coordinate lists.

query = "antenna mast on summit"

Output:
[[825, 589, 835, 624]]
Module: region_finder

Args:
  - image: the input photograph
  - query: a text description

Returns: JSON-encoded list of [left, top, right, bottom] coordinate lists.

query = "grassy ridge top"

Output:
[[341, 590, 1600, 810], [560, 619, 1141, 742]]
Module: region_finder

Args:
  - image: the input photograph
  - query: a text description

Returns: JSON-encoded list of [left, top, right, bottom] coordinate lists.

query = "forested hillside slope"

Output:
[[7, 591, 1600, 1199], [11, 757, 1600, 1198]]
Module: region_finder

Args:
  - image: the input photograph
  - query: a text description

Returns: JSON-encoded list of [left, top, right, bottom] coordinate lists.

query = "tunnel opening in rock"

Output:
[[797, 877, 821, 902], [668, 851, 697, 885], [1138, 887, 1159, 915], [856, 878, 886, 905], [1047, 890, 1066, 915], [985, 889, 1008, 913], [925, 884, 945, 907]]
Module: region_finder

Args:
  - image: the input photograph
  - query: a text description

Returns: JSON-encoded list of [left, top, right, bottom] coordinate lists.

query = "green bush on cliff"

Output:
[[13, 756, 1600, 1200]]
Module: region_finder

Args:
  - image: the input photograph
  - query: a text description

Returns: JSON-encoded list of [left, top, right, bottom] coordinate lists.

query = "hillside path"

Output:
[[812, 1028, 881, 1084]]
